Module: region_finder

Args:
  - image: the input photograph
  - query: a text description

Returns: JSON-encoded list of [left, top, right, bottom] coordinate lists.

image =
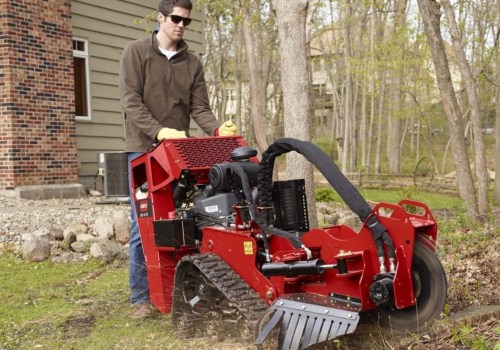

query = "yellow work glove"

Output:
[[157, 127, 187, 140], [218, 120, 238, 136]]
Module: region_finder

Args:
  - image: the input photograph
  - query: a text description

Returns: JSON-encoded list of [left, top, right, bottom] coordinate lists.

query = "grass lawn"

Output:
[[316, 186, 464, 211], [0, 257, 207, 350]]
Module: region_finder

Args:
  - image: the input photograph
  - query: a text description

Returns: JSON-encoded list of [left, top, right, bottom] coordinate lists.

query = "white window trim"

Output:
[[73, 37, 92, 121]]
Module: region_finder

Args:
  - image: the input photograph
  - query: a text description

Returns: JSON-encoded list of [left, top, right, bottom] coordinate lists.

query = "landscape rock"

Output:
[[50, 227, 64, 241], [111, 210, 130, 243], [63, 231, 77, 248], [92, 216, 114, 239], [22, 234, 50, 262], [0, 195, 131, 257], [33, 228, 52, 240], [324, 213, 339, 225], [51, 252, 77, 264], [338, 214, 361, 228], [70, 241, 86, 253], [89, 240, 125, 261], [316, 202, 332, 214], [88, 190, 102, 197], [76, 233, 95, 242], [64, 223, 88, 238]]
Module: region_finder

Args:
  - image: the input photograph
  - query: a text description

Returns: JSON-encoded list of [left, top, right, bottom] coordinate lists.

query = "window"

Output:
[[73, 38, 91, 120], [225, 88, 237, 117], [226, 88, 236, 102], [310, 57, 321, 72]]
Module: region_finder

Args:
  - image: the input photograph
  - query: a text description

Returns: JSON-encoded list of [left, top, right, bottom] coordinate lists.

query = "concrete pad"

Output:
[[1, 184, 85, 200]]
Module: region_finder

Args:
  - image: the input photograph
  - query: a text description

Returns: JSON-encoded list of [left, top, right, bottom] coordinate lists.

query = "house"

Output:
[[0, 0, 207, 198], [309, 26, 337, 124]]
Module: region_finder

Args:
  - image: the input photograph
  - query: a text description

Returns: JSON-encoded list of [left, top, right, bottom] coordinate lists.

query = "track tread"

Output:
[[176, 253, 268, 321]]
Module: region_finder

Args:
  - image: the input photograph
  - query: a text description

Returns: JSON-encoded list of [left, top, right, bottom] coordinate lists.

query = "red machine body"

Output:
[[130, 137, 254, 313], [199, 199, 436, 311], [130, 136, 445, 349]]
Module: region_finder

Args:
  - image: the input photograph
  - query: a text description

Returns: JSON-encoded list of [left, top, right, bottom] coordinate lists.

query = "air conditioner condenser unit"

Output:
[[97, 152, 129, 197]]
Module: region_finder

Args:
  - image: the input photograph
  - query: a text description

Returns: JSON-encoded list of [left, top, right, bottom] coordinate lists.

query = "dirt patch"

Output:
[[61, 314, 96, 339]]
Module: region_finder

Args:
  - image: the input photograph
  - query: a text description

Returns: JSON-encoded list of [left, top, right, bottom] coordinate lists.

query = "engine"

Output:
[[189, 146, 259, 227], [174, 144, 309, 239]]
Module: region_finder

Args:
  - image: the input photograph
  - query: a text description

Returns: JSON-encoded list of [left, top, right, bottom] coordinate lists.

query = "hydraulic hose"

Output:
[[223, 163, 303, 251], [257, 138, 395, 263]]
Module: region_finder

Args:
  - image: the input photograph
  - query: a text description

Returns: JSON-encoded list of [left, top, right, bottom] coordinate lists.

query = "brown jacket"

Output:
[[119, 31, 219, 152]]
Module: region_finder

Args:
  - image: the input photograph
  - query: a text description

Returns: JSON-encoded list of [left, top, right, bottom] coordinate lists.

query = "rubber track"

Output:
[[182, 252, 269, 321]]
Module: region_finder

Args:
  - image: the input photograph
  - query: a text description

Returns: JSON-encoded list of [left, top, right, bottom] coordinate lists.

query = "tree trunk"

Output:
[[241, 5, 269, 155], [417, 0, 479, 218], [386, 0, 405, 174], [360, 73, 368, 171], [375, 72, 386, 175], [494, 63, 500, 206], [234, 23, 243, 134], [441, 0, 489, 217], [341, 1, 354, 174], [492, 0, 500, 206], [272, 0, 317, 228], [367, 5, 384, 174]]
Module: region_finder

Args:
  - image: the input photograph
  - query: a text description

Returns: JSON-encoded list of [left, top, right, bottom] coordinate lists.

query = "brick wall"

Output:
[[0, 0, 77, 191]]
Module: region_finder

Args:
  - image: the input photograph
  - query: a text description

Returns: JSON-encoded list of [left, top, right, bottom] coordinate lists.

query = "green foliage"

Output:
[[437, 212, 500, 262], [134, 12, 156, 33], [315, 186, 463, 211], [438, 212, 476, 244], [451, 324, 493, 350], [313, 137, 337, 159], [398, 186, 418, 200], [454, 324, 474, 340], [471, 337, 488, 350], [315, 187, 336, 202]]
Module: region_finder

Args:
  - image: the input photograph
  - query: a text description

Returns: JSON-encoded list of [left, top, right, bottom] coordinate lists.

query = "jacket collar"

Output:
[[151, 30, 189, 56]]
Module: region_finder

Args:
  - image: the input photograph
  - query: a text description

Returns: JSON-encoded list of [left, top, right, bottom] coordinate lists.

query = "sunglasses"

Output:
[[164, 14, 192, 26]]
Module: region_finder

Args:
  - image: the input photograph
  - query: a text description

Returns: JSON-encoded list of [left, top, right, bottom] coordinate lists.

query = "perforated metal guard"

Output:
[[255, 297, 360, 350], [167, 137, 247, 169]]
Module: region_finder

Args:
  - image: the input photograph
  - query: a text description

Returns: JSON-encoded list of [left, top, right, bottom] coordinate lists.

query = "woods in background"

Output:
[[198, 0, 499, 221]]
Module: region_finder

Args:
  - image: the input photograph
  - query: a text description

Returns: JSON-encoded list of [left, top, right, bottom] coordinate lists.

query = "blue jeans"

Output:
[[128, 152, 150, 305]]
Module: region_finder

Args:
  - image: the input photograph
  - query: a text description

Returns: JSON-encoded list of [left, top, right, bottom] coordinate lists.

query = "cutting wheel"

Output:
[[375, 240, 447, 331]]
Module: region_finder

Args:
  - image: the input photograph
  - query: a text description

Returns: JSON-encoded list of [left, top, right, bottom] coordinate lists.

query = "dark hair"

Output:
[[157, 0, 193, 15]]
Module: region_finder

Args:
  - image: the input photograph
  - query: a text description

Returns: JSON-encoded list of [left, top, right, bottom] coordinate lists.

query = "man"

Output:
[[119, 0, 237, 319]]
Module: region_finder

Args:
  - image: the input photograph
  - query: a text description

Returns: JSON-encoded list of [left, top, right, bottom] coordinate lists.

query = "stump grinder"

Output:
[[130, 136, 447, 349]]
